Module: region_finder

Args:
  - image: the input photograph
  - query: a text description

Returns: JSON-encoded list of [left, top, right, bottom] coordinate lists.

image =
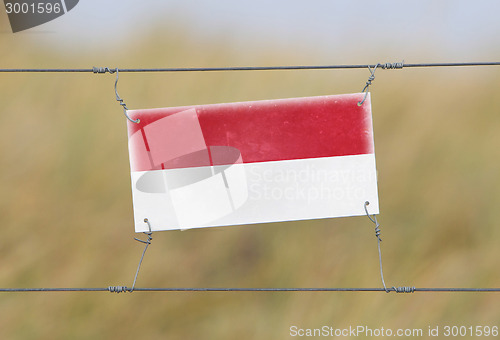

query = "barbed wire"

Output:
[[0, 287, 499, 293], [0, 61, 499, 73], [1, 60, 499, 294]]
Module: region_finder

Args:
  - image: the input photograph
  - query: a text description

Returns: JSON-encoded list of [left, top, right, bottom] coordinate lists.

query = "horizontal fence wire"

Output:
[[1, 287, 500, 293], [0, 62, 500, 73]]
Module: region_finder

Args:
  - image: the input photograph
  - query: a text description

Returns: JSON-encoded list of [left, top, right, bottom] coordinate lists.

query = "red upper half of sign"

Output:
[[127, 93, 375, 172]]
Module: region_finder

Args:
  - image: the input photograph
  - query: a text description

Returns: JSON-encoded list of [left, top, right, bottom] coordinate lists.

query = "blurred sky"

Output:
[[2, 0, 500, 62]]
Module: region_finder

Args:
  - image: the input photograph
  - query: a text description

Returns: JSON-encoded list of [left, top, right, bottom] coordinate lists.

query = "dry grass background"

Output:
[[1, 15, 500, 340]]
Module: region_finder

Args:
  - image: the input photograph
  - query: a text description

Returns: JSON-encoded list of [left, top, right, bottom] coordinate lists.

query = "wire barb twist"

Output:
[[357, 61, 404, 106], [92, 67, 115, 74], [391, 286, 415, 293], [379, 61, 405, 70], [108, 286, 129, 293], [93, 66, 139, 123]]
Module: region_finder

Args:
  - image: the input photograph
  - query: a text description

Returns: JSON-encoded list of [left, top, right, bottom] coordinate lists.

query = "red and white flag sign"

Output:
[[127, 93, 378, 232]]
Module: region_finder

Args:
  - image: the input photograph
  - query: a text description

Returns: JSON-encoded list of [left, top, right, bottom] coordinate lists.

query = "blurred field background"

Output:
[[1, 2, 500, 339]]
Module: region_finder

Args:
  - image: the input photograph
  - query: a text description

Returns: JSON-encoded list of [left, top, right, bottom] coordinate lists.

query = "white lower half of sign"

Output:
[[130, 154, 379, 232]]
